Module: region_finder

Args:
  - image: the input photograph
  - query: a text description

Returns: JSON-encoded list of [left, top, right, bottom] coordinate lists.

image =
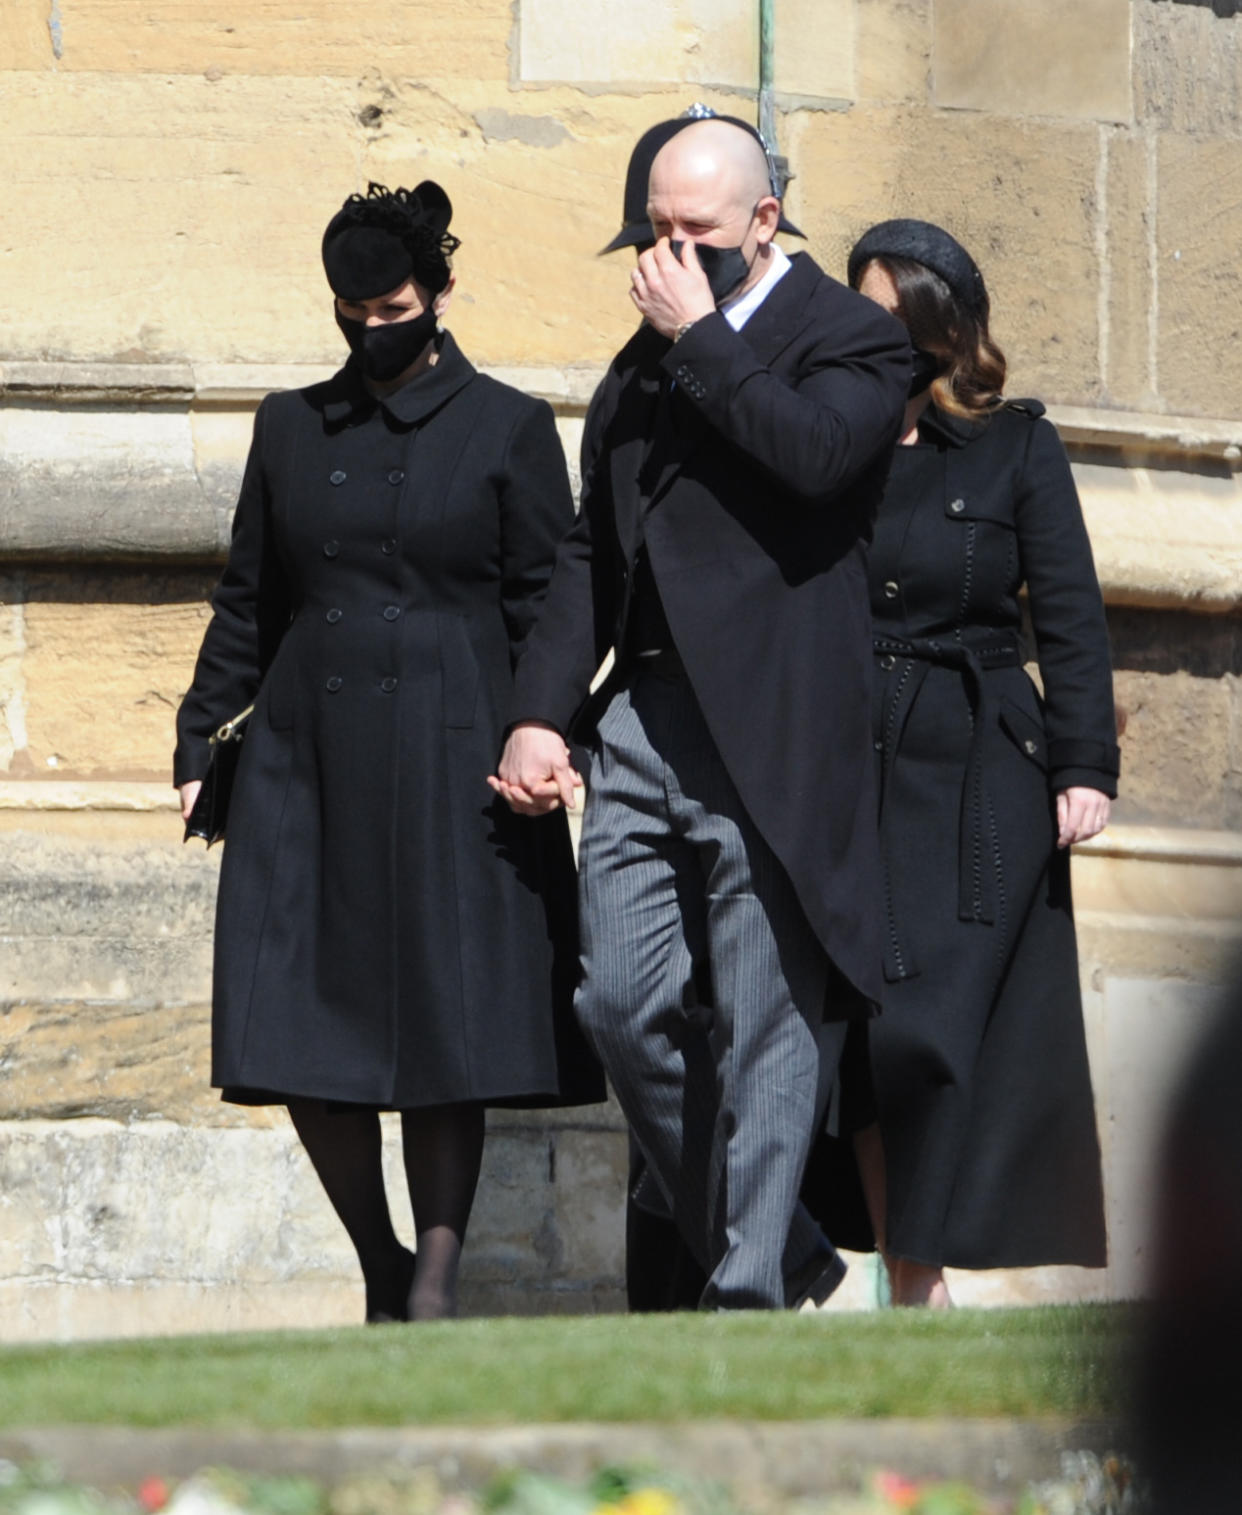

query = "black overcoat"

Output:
[[175, 334, 604, 1111], [864, 399, 1117, 1268], [511, 253, 910, 1013]]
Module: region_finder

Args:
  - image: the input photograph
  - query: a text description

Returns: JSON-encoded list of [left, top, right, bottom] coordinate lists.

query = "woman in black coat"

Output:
[[175, 182, 602, 1322], [844, 220, 1118, 1306]]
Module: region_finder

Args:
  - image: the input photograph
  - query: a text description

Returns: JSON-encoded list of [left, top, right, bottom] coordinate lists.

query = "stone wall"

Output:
[[2, 0, 1242, 1337]]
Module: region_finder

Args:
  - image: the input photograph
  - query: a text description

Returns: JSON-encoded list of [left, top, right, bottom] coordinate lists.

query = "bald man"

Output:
[[492, 118, 910, 1310]]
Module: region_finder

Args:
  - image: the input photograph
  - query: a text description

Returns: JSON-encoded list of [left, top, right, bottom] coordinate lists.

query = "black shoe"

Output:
[[784, 1242, 848, 1310], [365, 1245, 417, 1324]]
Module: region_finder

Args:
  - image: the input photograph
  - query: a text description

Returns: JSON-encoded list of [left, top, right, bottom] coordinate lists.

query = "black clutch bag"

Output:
[[183, 704, 254, 847]]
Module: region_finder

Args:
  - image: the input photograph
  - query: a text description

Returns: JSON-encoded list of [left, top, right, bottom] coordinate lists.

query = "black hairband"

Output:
[[847, 218, 987, 316]]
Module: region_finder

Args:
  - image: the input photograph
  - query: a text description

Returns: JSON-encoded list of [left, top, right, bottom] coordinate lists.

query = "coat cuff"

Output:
[[172, 739, 212, 789], [1048, 765, 1119, 799], [1047, 737, 1119, 777]]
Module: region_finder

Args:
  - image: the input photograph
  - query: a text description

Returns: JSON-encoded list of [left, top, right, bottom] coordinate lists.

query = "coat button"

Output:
[[381, 538, 397, 555], [326, 608, 343, 624], [326, 675, 343, 692], [1023, 738, 1039, 756], [380, 676, 398, 693], [874, 739, 883, 752], [949, 497, 965, 514], [388, 469, 405, 486], [329, 470, 347, 486], [883, 580, 899, 599], [878, 654, 896, 671], [382, 605, 400, 621], [323, 540, 340, 559]]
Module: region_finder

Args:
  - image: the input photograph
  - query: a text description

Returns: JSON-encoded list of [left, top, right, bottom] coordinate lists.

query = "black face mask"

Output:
[[908, 345, 942, 397], [670, 239, 752, 306], [335, 305, 438, 382]]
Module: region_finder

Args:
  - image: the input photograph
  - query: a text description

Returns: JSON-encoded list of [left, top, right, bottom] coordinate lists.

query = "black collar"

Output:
[[321, 330, 476, 428], [917, 402, 988, 449]]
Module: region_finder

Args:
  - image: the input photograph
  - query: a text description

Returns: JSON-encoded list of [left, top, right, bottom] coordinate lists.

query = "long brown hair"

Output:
[[860, 255, 1007, 419]]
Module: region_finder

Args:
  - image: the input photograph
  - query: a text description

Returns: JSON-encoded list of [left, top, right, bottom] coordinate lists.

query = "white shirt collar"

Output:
[[721, 243, 792, 331]]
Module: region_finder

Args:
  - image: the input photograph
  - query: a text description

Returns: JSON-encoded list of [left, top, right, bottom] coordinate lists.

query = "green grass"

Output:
[[0, 1306, 1133, 1430]]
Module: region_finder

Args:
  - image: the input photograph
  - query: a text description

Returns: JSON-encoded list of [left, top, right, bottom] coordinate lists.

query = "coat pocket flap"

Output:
[[944, 492, 1016, 527], [999, 698, 1048, 769]]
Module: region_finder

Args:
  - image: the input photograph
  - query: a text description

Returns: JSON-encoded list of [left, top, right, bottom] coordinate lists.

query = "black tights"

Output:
[[287, 1099, 486, 1322]]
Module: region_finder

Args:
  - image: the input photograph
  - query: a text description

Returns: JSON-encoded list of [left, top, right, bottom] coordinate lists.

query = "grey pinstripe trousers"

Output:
[[576, 654, 846, 1309]]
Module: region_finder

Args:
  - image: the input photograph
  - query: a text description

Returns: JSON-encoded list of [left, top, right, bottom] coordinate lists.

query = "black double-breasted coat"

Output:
[[864, 400, 1117, 1267], [511, 253, 910, 1012], [175, 334, 603, 1110]]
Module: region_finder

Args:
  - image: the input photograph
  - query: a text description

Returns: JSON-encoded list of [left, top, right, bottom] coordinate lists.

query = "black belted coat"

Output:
[[174, 334, 603, 1111], [865, 399, 1117, 1268]]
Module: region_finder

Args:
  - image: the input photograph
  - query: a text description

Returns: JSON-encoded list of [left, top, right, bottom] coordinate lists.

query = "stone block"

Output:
[[518, 0, 756, 88], [791, 107, 1103, 405], [33, 0, 513, 79], [932, 0, 1131, 124], [1156, 133, 1242, 419], [0, 831, 216, 1004], [0, 0, 53, 68], [0, 73, 360, 368], [0, 405, 223, 559], [14, 573, 212, 782], [856, 0, 931, 105], [1110, 669, 1234, 829], [1133, 0, 1242, 136], [0, 1116, 625, 1341]]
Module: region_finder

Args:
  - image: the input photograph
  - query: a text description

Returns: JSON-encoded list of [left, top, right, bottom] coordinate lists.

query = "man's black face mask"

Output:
[[335, 305, 438, 382], [669, 240, 751, 306]]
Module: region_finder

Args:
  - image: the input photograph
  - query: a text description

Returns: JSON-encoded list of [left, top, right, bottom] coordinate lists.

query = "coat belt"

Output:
[[872, 629, 1024, 982]]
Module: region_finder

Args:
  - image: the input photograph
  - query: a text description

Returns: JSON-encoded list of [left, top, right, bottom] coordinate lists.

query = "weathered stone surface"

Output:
[[1133, 0, 1242, 136], [1111, 668, 1236, 828], [792, 106, 1103, 405], [1102, 129, 1153, 410], [0, 0, 53, 69], [932, 0, 1132, 124], [37, 0, 513, 78], [0, 830, 217, 1003], [0, 73, 360, 367], [0, 1117, 626, 1341], [1075, 461, 1242, 613], [856, 0, 931, 104], [11, 573, 211, 781], [0, 406, 225, 559], [1156, 132, 1242, 417]]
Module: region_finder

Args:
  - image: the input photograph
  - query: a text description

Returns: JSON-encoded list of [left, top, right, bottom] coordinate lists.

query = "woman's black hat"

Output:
[[601, 104, 805, 254], [847, 218, 988, 316], [322, 181, 461, 300]]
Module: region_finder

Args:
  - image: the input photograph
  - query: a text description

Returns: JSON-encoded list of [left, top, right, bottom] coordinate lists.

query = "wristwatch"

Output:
[[673, 319, 700, 343]]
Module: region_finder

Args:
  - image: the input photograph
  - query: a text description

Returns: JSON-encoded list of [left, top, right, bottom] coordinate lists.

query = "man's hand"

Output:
[[630, 237, 718, 339], [489, 722, 583, 817], [179, 780, 203, 822], [1056, 786, 1110, 849]]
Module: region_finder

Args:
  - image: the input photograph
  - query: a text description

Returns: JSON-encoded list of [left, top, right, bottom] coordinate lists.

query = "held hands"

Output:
[[1056, 786, 1110, 850], [630, 238, 717, 339], [488, 722, 583, 817], [178, 780, 202, 822]]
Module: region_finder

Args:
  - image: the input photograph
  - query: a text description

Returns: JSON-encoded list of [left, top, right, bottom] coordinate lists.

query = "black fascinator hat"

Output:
[[322, 181, 461, 301]]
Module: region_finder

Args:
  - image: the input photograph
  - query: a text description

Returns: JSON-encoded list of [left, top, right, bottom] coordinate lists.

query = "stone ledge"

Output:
[[6, 360, 1242, 459], [0, 361, 606, 413], [0, 1420, 1127, 1495]]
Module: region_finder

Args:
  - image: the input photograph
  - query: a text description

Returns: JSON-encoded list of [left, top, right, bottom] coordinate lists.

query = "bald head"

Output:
[[649, 119, 773, 220]]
